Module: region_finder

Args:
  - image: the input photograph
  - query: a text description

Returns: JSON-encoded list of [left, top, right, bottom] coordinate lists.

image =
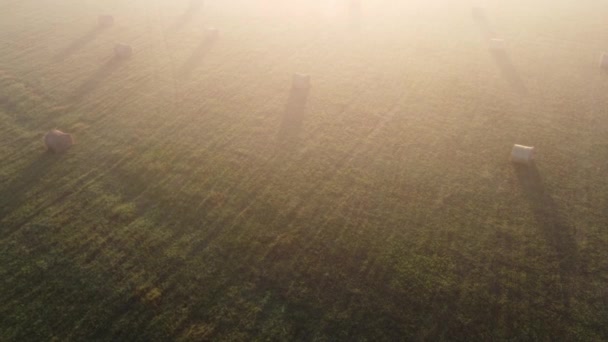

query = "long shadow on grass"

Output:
[[0, 152, 60, 226], [68, 56, 127, 103], [473, 9, 527, 94], [278, 87, 310, 144], [53, 25, 109, 62], [166, 0, 204, 33], [514, 163, 578, 305], [490, 50, 527, 94], [177, 35, 217, 79]]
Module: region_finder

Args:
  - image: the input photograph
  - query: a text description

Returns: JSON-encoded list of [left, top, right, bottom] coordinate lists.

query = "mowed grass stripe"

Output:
[[1, 0, 608, 340]]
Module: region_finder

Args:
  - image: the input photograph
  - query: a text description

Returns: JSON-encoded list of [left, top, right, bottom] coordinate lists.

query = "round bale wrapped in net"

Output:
[[98, 15, 114, 27], [489, 38, 506, 51], [599, 53, 608, 69], [292, 73, 311, 90], [114, 43, 133, 58], [511, 144, 535, 165]]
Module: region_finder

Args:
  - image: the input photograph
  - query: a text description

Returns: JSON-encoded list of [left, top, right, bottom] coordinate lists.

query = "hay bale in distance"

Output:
[[98, 15, 114, 27], [599, 53, 608, 69], [206, 27, 219, 39], [511, 144, 535, 165], [471, 6, 485, 20], [292, 73, 311, 90], [489, 38, 506, 51], [114, 43, 133, 58], [44, 129, 74, 153], [190, 0, 204, 10]]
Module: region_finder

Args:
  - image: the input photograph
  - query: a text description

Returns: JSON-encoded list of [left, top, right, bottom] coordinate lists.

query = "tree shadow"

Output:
[[514, 163, 579, 296], [177, 35, 217, 78], [0, 152, 61, 224], [68, 56, 126, 103], [53, 25, 109, 62], [277, 87, 310, 144], [490, 50, 527, 94]]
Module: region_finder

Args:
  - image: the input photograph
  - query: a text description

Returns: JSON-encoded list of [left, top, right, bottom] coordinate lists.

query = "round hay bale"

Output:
[[44, 129, 74, 153], [471, 7, 485, 20], [206, 27, 219, 39], [511, 144, 535, 165], [114, 43, 133, 58], [292, 73, 311, 90], [489, 38, 506, 51], [98, 15, 114, 27], [599, 53, 608, 69]]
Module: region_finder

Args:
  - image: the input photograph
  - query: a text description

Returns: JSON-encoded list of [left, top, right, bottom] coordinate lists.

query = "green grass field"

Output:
[[1, 0, 608, 340]]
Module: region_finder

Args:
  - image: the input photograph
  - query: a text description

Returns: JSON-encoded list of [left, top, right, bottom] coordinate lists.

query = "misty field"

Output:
[[1, 0, 608, 340]]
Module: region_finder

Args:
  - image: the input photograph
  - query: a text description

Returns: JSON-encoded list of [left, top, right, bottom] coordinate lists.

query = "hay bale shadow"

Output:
[[68, 56, 126, 103], [53, 25, 109, 62], [491, 50, 527, 94], [167, 1, 204, 33], [473, 8, 527, 94], [178, 35, 217, 78], [514, 163, 579, 278], [278, 87, 310, 144]]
